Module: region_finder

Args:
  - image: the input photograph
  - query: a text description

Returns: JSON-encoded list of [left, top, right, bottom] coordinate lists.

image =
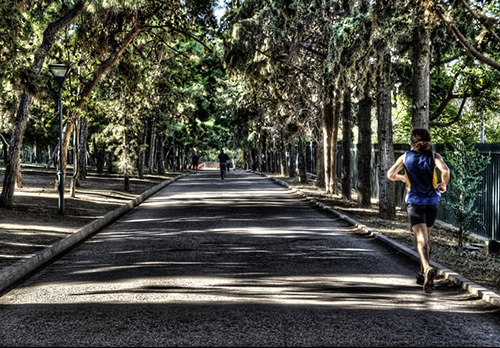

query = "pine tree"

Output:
[[441, 140, 491, 250]]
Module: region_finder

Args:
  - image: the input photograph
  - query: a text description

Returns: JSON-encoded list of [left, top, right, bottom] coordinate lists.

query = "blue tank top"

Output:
[[403, 150, 441, 205]]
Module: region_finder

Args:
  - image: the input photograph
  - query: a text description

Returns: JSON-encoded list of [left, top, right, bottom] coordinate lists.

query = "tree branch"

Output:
[[431, 54, 463, 67], [460, 0, 500, 45], [430, 2, 500, 72], [0, 133, 8, 147], [430, 96, 466, 127], [146, 23, 213, 51], [76, 23, 143, 110], [430, 73, 459, 121], [149, 31, 191, 60]]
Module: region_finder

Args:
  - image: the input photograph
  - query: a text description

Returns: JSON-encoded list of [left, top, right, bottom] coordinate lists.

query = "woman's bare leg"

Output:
[[413, 223, 431, 272], [414, 223, 436, 293]]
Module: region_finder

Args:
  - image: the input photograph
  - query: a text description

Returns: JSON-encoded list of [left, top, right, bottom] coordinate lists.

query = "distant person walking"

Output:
[[387, 128, 450, 294], [218, 149, 230, 180], [192, 152, 199, 174], [232, 156, 237, 171]]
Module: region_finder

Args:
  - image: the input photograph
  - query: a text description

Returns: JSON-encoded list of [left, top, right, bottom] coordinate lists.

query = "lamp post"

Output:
[[48, 64, 71, 215]]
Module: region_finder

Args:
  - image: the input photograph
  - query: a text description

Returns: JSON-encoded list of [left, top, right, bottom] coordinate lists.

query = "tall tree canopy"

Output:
[[1, 0, 499, 215]]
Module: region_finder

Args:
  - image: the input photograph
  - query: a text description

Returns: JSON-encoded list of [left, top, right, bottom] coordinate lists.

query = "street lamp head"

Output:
[[48, 64, 71, 85]]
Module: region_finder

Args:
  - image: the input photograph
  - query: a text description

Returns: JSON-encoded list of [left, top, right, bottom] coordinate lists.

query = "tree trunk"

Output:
[[107, 150, 113, 174], [179, 143, 183, 171], [181, 144, 186, 171], [70, 116, 80, 197], [261, 133, 267, 172], [87, 149, 96, 167], [2, 141, 7, 166], [268, 143, 273, 173], [274, 146, 278, 173], [357, 81, 373, 207], [289, 140, 297, 178], [277, 141, 282, 174], [36, 138, 42, 163], [314, 135, 324, 187], [44, 146, 48, 164], [78, 112, 88, 180], [280, 134, 287, 176], [257, 145, 263, 171], [16, 170, 22, 189], [342, 87, 352, 200], [148, 127, 156, 174], [298, 135, 308, 183], [29, 142, 34, 163], [46, 144, 58, 169], [412, 19, 431, 129], [251, 147, 257, 171], [157, 135, 165, 175], [268, 149, 273, 173], [21, 144, 26, 164], [243, 150, 249, 170], [0, 95, 32, 208], [273, 146, 278, 173], [95, 140, 106, 173], [324, 98, 340, 195], [137, 120, 147, 179], [267, 140, 276, 173], [332, 100, 341, 195], [324, 99, 334, 194], [377, 74, 396, 219], [458, 221, 464, 251], [124, 129, 130, 191], [175, 141, 179, 171]]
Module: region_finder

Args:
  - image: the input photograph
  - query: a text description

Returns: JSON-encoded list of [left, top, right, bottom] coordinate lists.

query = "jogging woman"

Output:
[[387, 128, 450, 294]]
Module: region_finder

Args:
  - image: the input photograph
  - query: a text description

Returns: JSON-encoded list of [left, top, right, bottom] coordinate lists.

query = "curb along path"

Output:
[[250, 170, 500, 308], [0, 172, 191, 295]]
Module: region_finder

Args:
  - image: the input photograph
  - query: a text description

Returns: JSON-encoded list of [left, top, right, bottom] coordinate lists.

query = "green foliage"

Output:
[[326, 12, 373, 93], [2, 0, 499, 186], [0, 0, 35, 129], [483, 110, 500, 143], [441, 140, 491, 250]]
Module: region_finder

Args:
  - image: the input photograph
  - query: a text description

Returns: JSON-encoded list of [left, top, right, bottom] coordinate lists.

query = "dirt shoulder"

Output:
[[264, 173, 500, 297], [0, 164, 188, 271]]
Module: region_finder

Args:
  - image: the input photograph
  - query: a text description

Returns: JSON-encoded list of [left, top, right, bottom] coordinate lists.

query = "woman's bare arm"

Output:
[[434, 153, 450, 193], [387, 155, 406, 183]]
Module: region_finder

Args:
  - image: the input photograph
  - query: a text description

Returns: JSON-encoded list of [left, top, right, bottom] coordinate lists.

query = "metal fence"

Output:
[[304, 141, 500, 241]]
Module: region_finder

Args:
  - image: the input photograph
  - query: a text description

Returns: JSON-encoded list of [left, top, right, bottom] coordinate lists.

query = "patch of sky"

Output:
[[215, 0, 226, 23]]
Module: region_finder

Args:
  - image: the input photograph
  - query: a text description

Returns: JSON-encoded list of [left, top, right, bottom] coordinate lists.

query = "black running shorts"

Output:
[[406, 203, 439, 227]]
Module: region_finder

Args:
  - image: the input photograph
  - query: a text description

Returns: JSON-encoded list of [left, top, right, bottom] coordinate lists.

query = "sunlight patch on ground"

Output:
[[0, 224, 73, 234], [3, 274, 476, 313], [13, 190, 132, 205], [0, 254, 33, 259], [204, 227, 346, 236], [0, 241, 51, 248]]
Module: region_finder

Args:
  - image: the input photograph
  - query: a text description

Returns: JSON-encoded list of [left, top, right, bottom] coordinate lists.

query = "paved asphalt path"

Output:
[[1, 169, 499, 347]]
